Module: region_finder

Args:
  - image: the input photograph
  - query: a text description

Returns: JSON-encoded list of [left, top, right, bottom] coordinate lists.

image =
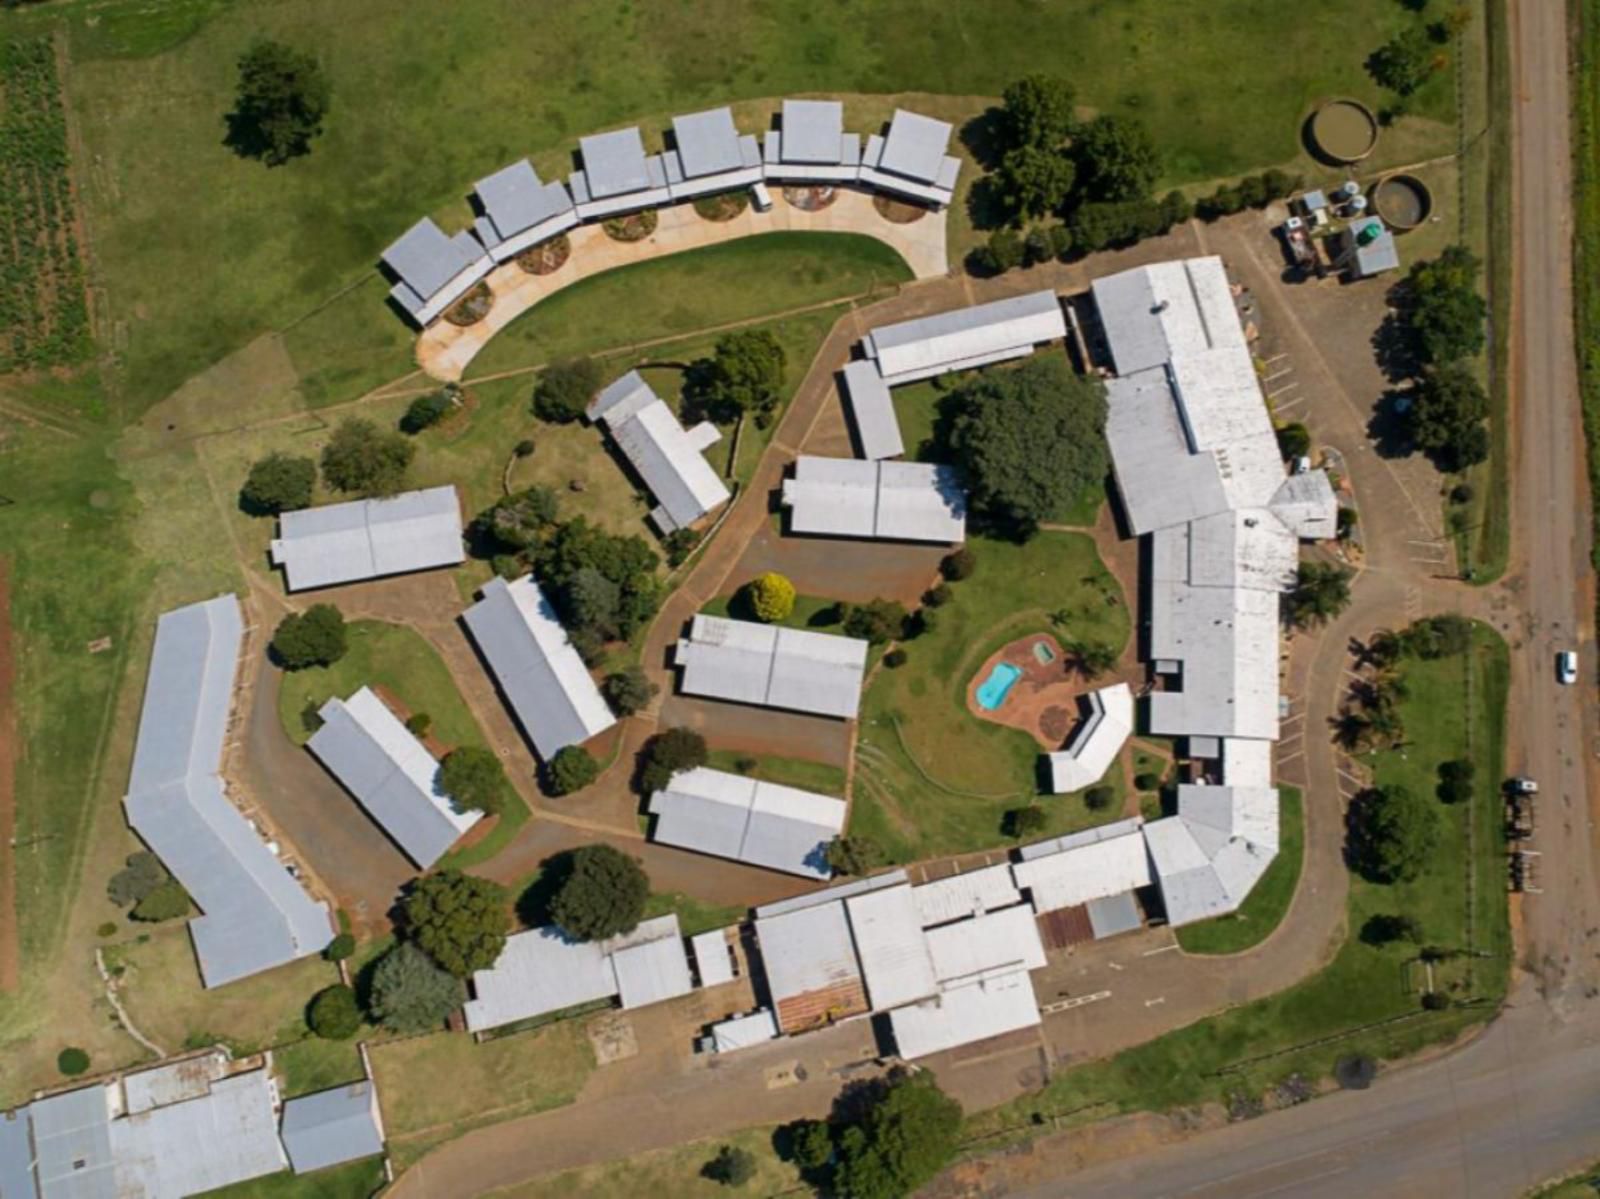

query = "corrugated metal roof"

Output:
[[780, 100, 846, 164], [840, 360, 904, 460], [474, 160, 574, 243], [1047, 683, 1134, 793], [125, 596, 332, 988], [844, 886, 937, 1010], [462, 575, 616, 760], [270, 486, 464, 592], [279, 1082, 383, 1175], [710, 1008, 779, 1052], [578, 128, 654, 198], [1144, 783, 1278, 927], [923, 904, 1046, 985], [754, 901, 862, 1010], [691, 928, 737, 988], [672, 107, 743, 177], [887, 968, 1041, 1060], [782, 457, 966, 543], [381, 218, 481, 300], [876, 109, 954, 183], [0, 1108, 37, 1199], [29, 1086, 115, 1199], [591, 372, 730, 534], [676, 616, 867, 718], [911, 864, 1022, 928], [307, 687, 480, 869], [1011, 821, 1152, 915], [753, 869, 909, 919], [649, 767, 844, 879], [864, 290, 1065, 385], [1086, 890, 1143, 940], [611, 932, 695, 1009], [462, 926, 616, 1033]]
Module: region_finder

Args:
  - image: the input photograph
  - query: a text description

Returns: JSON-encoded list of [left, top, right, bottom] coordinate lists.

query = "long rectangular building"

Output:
[[675, 614, 868, 719], [125, 596, 332, 987], [863, 289, 1066, 386], [649, 766, 846, 879], [461, 575, 616, 760], [269, 485, 464, 592], [587, 371, 731, 534], [307, 686, 480, 868], [782, 456, 966, 543]]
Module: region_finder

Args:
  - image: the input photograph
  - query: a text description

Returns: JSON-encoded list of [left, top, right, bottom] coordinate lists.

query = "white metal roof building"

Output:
[[463, 914, 691, 1033], [782, 456, 966, 543], [648, 766, 846, 879], [665, 107, 763, 199], [675, 614, 869, 719], [1011, 818, 1152, 915], [691, 927, 738, 987], [863, 289, 1067, 386], [857, 109, 962, 209], [0, 1109, 34, 1199], [754, 896, 870, 1033], [279, 1081, 385, 1175], [844, 885, 938, 1010], [910, 863, 1022, 928], [709, 1008, 781, 1053], [269, 485, 464, 592], [382, 216, 494, 328], [306, 687, 481, 869], [840, 359, 905, 460], [461, 575, 616, 760], [125, 596, 333, 988], [887, 967, 1042, 1061], [1046, 683, 1134, 794], [1144, 783, 1279, 927], [763, 100, 863, 182], [471, 159, 579, 263], [923, 903, 1047, 983], [569, 127, 672, 219], [587, 371, 731, 534]]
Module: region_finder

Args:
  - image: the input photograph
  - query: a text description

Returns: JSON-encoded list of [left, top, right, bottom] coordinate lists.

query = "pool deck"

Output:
[[965, 633, 1086, 749]]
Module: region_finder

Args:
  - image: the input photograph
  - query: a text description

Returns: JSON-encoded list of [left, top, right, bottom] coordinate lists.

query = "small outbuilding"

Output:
[[472, 159, 579, 263], [279, 1081, 386, 1175]]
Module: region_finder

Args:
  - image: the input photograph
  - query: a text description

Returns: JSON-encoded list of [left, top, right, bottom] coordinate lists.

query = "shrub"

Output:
[[1006, 805, 1048, 838], [884, 648, 908, 669], [1450, 482, 1475, 504], [1275, 422, 1311, 461], [404, 712, 432, 738], [439, 746, 508, 816], [532, 358, 602, 424], [1349, 784, 1438, 883], [57, 1048, 90, 1077], [400, 389, 454, 434], [548, 745, 601, 796], [320, 418, 414, 497], [602, 666, 657, 716], [271, 604, 347, 670], [323, 932, 356, 962], [1134, 771, 1162, 792], [637, 727, 708, 794], [1047, 223, 1075, 261], [301, 700, 325, 734], [308, 984, 362, 1040], [1023, 226, 1054, 267], [745, 572, 797, 623], [514, 438, 536, 458], [941, 548, 976, 581], [96, 922, 118, 938], [1421, 990, 1451, 1011], [1084, 785, 1116, 811], [825, 836, 889, 877], [923, 583, 953, 608], [1337, 507, 1360, 539], [981, 227, 1024, 273], [1400, 613, 1474, 659], [241, 452, 315, 514], [733, 756, 759, 775], [131, 881, 190, 922], [402, 870, 510, 978], [485, 485, 561, 552], [368, 941, 464, 1033], [842, 598, 908, 644], [1436, 758, 1476, 804], [1360, 913, 1423, 945], [107, 851, 168, 907], [702, 1145, 757, 1187], [550, 844, 650, 941], [663, 527, 701, 567]]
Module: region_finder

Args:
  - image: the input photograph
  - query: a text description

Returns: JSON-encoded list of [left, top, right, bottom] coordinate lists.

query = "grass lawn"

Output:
[[370, 1018, 595, 1168], [272, 1036, 366, 1099], [704, 749, 847, 797], [967, 623, 1510, 1137], [641, 892, 748, 938], [851, 530, 1131, 861], [495, 1125, 800, 1199], [1527, 1162, 1600, 1199], [197, 1157, 385, 1199], [1175, 787, 1305, 955]]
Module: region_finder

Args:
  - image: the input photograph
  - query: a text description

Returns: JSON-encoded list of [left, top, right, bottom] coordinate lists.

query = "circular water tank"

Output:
[[1349, 194, 1368, 212], [1344, 179, 1364, 197]]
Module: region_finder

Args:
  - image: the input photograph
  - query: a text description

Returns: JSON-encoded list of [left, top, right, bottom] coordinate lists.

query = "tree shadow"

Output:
[[1371, 310, 1423, 384], [959, 106, 1010, 172], [515, 851, 575, 927], [964, 174, 1014, 234], [1365, 388, 1417, 459]]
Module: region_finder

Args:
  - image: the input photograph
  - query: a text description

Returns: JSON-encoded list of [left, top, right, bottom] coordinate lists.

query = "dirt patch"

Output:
[[784, 185, 838, 212], [516, 234, 571, 276], [0, 561, 17, 990], [872, 194, 931, 224], [602, 209, 658, 243], [587, 1011, 638, 1065], [966, 633, 1086, 750], [692, 191, 750, 223], [444, 282, 493, 327]]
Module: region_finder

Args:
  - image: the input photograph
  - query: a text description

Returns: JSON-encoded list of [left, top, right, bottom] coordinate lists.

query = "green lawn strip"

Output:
[[641, 891, 747, 937], [192, 1157, 384, 1199], [967, 623, 1510, 1139], [1525, 1161, 1600, 1199], [271, 1036, 366, 1099], [851, 530, 1131, 861], [500, 1125, 801, 1199], [1175, 787, 1304, 955], [704, 749, 847, 797]]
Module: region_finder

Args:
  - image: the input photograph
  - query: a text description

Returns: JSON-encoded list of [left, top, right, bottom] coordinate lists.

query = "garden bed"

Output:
[[443, 281, 493, 327], [602, 208, 658, 242], [515, 233, 571, 275], [784, 184, 837, 212], [872, 193, 930, 224], [692, 190, 749, 222]]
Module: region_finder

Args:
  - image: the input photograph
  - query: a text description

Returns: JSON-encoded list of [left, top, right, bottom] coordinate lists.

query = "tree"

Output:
[[979, 226, 1024, 274], [883, 648, 908, 668], [486, 486, 561, 552], [320, 418, 414, 497], [1361, 913, 1423, 946], [1066, 638, 1118, 679], [439, 746, 507, 816], [1006, 805, 1047, 838], [663, 527, 700, 567], [602, 665, 657, 716], [947, 356, 1109, 537], [1072, 114, 1161, 203], [1286, 562, 1354, 629], [401, 389, 453, 434], [842, 598, 908, 645], [131, 881, 190, 922], [1406, 362, 1489, 470], [1338, 507, 1360, 540], [550, 844, 650, 941], [57, 1048, 90, 1077], [1349, 784, 1438, 883], [1369, 26, 1444, 96], [834, 1070, 963, 1199], [825, 836, 888, 877], [271, 603, 347, 669], [402, 870, 510, 978], [241, 452, 315, 514], [702, 1145, 757, 1187], [1436, 758, 1476, 804], [225, 40, 329, 166], [1405, 245, 1487, 363], [923, 583, 953, 608], [1000, 74, 1077, 149], [548, 745, 601, 796], [532, 358, 602, 424], [742, 571, 797, 623], [1400, 613, 1473, 659], [108, 851, 169, 907], [405, 712, 432, 738], [368, 942, 464, 1033], [1084, 785, 1115, 811], [308, 984, 362, 1039], [791, 1119, 834, 1170], [1276, 423, 1312, 461], [941, 548, 976, 581], [998, 145, 1076, 220], [690, 330, 787, 424], [566, 567, 623, 640], [1135, 772, 1163, 792], [1047, 223, 1075, 260], [323, 932, 356, 962], [637, 726, 708, 794], [1022, 225, 1055, 266]]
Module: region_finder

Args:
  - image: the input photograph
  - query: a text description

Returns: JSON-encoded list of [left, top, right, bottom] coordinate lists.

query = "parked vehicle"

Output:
[[1511, 776, 1539, 795], [1558, 650, 1579, 685]]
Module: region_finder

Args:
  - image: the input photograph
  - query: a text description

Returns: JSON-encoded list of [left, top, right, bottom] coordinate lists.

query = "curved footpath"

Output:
[[415, 189, 949, 383]]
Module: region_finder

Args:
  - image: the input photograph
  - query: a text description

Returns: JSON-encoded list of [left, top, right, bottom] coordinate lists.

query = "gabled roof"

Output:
[[578, 127, 657, 198], [125, 596, 332, 987], [648, 766, 845, 879], [307, 687, 480, 869], [844, 885, 938, 1009], [675, 615, 868, 719], [381, 218, 492, 327], [475, 160, 575, 241], [863, 290, 1065, 385], [1269, 470, 1339, 540], [840, 360, 904, 460], [1011, 817, 1152, 914], [782, 456, 966, 543], [1144, 783, 1279, 927], [588, 371, 730, 534], [910, 863, 1021, 928], [923, 903, 1046, 984], [672, 107, 745, 177], [755, 898, 869, 1033], [279, 1082, 384, 1175], [710, 1008, 780, 1052], [0, 1109, 35, 1199], [461, 575, 616, 760], [269, 485, 464, 592], [1046, 683, 1134, 794], [887, 967, 1040, 1060]]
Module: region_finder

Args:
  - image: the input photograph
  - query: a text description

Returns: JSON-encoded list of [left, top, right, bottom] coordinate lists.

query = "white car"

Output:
[[1558, 650, 1579, 686]]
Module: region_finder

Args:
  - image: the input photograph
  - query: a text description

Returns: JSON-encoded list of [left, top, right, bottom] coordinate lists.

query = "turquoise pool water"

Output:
[[975, 662, 1023, 711]]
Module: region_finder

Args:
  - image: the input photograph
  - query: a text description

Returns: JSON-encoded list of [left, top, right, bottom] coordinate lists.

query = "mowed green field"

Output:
[[10, 0, 1452, 416]]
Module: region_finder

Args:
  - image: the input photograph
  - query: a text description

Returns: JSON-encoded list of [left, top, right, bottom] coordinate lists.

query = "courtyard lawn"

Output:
[[199, 1158, 385, 1199], [271, 1036, 366, 1099], [704, 749, 847, 797], [967, 623, 1510, 1136], [641, 892, 748, 938], [851, 530, 1131, 861], [1175, 787, 1305, 955], [370, 1018, 595, 1169]]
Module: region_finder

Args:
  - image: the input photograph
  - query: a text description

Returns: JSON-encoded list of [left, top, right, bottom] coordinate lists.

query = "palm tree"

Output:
[[1065, 638, 1118, 679], [1286, 562, 1354, 629]]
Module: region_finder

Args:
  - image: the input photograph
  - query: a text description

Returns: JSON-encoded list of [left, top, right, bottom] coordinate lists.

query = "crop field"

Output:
[[0, 36, 90, 372]]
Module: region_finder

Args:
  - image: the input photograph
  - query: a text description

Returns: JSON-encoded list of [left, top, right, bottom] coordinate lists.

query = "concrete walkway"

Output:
[[415, 190, 950, 382]]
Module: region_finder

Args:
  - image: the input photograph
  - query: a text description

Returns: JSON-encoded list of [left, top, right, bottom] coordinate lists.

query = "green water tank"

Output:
[[1356, 220, 1382, 246]]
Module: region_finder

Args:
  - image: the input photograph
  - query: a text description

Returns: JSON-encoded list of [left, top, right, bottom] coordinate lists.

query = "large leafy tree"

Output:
[[947, 356, 1108, 537], [998, 144, 1076, 220], [107, 851, 169, 907], [320, 418, 414, 497], [547, 745, 601, 796], [601, 665, 657, 716], [368, 942, 464, 1033], [636, 727, 708, 794], [1405, 245, 1487, 364], [401, 870, 510, 978], [270, 603, 347, 669], [745, 572, 796, 623], [486, 486, 561, 552], [1071, 114, 1161, 203], [834, 1071, 964, 1199], [1000, 74, 1077, 149], [549, 844, 650, 941], [1349, 784, 1438, 883], [225, 39, 330, 166], [438, 746, 508, 817], [240, 452, 315, 515], [841, 599, 907, 645], [532, 358, 602, 424], [1368, 26, 1444, 96], [1406, 361, 1489, 471], [689, 330, 787, 424]]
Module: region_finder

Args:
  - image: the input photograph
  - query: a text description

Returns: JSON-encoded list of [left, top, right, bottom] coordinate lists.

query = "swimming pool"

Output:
[[975, 662, 1023, 711]]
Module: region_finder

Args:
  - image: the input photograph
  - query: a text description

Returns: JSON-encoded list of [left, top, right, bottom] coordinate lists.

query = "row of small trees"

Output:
[[1390, 246, 1491, 472]]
